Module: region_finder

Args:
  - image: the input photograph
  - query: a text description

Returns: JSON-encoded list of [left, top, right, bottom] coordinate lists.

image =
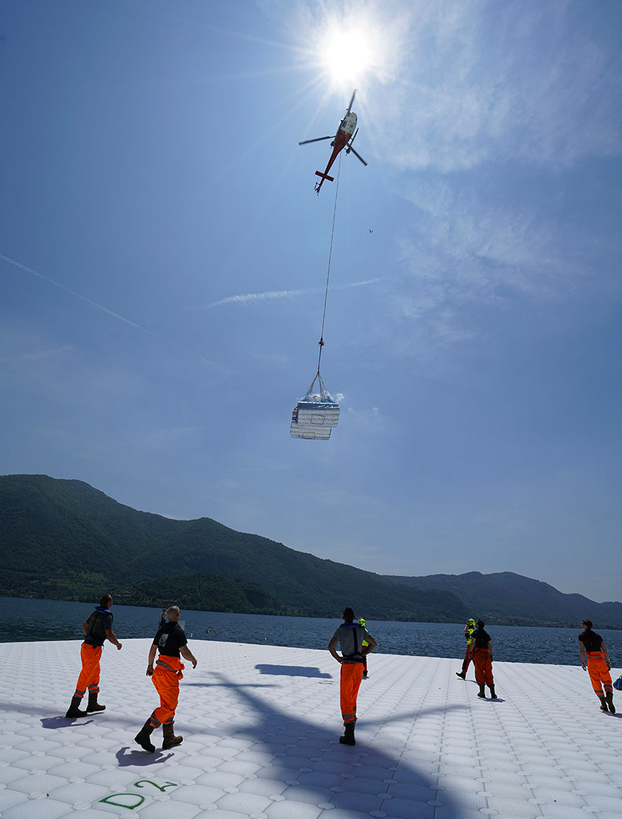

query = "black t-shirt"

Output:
[[579, 630, 603, 653], [153, 622, 187, 658], [471, 628, 491, 649], [84, 609, 113, 647]]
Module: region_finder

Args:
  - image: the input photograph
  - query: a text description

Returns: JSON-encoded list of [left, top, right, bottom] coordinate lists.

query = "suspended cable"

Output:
[[316, 153, 342, 376]]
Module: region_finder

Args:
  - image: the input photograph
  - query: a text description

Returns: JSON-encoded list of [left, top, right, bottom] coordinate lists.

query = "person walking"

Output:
[[579, 619, 615, 713], [135, 606, 197, 752], [456, 618, 476, 679], [471, 619, 496, 699], [65, 593, 122, 718], [328, 607, 377, 746], [359, 618, 371, 679]]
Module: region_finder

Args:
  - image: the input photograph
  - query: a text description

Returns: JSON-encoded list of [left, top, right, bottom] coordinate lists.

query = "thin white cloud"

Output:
[[370, 179, 576, 357], [366, 0, 622, 172], [272, 1, 621, 172], [0, 345, 73, 364], [200, 278, 382, 310], [0, 253, 218, 368], [400, 180, 560, 291], [206, 287, 315, 308]]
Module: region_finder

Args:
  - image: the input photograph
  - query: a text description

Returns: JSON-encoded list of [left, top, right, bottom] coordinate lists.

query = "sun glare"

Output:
[[322, 29, 373, 84], [320, 23, 380, 88]]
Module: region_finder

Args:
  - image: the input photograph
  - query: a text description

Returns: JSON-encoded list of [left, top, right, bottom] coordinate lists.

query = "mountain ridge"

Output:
[[2, 474, 620, 627], [384, 571, 622, 628], [0, 474, 466, 622]]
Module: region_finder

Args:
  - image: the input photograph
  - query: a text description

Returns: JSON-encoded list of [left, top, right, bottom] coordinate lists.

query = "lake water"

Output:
[[1, 596, 621, 667]]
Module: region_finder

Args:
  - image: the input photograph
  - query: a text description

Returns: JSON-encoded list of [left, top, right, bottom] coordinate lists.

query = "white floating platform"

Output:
[[1, 639, 622, 819]]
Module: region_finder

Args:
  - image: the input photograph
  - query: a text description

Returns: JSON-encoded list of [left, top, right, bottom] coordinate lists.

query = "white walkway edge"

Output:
[[0, 639, 621, 819]]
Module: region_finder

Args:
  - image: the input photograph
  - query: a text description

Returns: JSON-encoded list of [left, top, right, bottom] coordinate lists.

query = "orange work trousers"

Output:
[[587, 652, 612, 696], [149, 657, 184, 728], [340, 662, 364, 724], [74, 643, 102, 698], [472, 647, 494, 686]]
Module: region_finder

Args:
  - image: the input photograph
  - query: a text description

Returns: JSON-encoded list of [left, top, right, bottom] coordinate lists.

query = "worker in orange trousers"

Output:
[[470, 619, 496, 699], [579, 619, 615, 713], [135, 606, 197, 752], [66, 593, 122, 718], [328, 607, 377, 746]]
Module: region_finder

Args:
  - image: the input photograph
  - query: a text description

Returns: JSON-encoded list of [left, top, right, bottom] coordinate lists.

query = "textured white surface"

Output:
[[0, 639, 621, 818], [291, 401, 339, 439]]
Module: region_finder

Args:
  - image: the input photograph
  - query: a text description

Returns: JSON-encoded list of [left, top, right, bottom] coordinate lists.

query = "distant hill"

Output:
[[384, 572, 622, 629], [3, 474, 619, 628], [0, 475, 466, 622]]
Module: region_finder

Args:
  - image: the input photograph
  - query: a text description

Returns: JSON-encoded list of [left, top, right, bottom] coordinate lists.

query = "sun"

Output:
[[319, 22, 380, 89], [322, 27, 374, 85]]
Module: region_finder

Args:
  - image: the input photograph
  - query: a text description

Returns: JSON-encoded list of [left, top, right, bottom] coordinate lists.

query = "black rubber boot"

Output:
[[489, 685, 497, 699], [65, 696, 87, 718], [598, 695, 608, 712], [339, 722, 356, 746], [135, 719, 156, 753], [162, 722, 183, 750], [456, 671, 466, 679], [477, 685, 486, 699], [605, 692, 616, 714], [86, 693, 106, 713]]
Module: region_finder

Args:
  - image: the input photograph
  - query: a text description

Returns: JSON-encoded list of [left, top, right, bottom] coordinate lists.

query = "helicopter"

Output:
[[299, 89, 367, 194]]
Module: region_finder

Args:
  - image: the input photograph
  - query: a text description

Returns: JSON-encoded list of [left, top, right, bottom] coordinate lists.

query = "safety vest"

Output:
[[359, 619, 369, 647]]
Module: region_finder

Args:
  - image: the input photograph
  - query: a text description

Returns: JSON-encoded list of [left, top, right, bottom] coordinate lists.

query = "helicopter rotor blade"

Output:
[[348, 145, 368, 166], [346, 89, 357, 115], [298, 136, 333, 145]]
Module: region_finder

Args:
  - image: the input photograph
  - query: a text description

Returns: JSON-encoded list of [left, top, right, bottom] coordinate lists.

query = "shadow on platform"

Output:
[[116, 746, 173, 767], [1, 674, 470, 816], [201, 671, 467, 817], [41, 714, 95, 730], [254, 664, 332, 678]]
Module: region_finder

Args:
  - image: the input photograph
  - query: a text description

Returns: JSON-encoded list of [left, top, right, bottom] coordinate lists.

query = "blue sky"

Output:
[[1, 0, 621, 603]]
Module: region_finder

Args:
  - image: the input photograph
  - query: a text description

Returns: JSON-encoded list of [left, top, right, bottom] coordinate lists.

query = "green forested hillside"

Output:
[[4, 475, 619, 627], [0, 475, 466, 622]]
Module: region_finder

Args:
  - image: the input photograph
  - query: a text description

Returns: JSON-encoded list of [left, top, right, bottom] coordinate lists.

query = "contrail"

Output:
[[201, 278, 382, 310], [206, 287, 316, 309], [0, 253, 218, 367]]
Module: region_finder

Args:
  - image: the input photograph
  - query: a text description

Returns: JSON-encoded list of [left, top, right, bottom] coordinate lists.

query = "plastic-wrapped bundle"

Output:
[[290, 378, 340, 440]]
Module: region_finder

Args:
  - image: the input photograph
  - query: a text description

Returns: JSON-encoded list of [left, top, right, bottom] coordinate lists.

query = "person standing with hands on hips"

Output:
[[135, 606, 197, 752], [328, 607, 377, 746]]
